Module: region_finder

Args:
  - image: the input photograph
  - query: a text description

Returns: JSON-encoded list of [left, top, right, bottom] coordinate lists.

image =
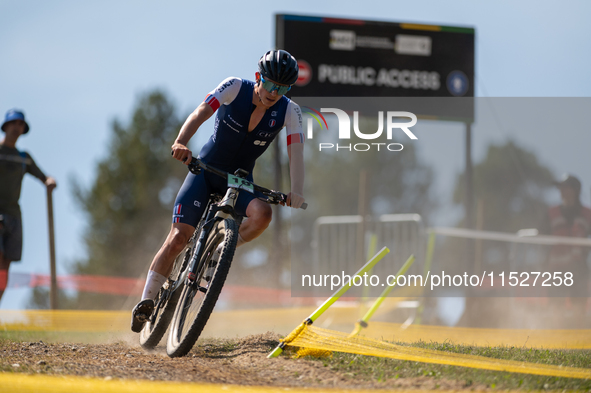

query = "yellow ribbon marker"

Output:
[[416, 230, 436, 325], [360, 233, 378, 316], [350, 254, 415, 337], [268, 246, 390, 358]]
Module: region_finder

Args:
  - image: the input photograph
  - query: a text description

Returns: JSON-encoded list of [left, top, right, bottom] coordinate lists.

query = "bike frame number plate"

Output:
[[227, 175, 255, 194]]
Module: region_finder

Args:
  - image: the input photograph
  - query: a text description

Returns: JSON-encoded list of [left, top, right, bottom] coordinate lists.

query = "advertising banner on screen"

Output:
[[276, 14, 475, 121]]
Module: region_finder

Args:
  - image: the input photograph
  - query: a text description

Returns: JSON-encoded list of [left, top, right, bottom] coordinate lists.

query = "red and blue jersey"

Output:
[[199, 77, 304, 174]]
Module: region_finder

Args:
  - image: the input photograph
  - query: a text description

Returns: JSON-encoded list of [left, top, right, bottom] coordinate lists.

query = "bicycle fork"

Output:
[[180, 187, 239, 291]]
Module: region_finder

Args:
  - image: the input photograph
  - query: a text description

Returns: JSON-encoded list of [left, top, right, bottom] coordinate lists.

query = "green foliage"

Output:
[[305, 116, 434, 218], [27, 287, 78, 310], [285, 117, 434, 283], [436, 140, 556, 280], [53, 90, 186, 309], [454, 139, 554, 232]]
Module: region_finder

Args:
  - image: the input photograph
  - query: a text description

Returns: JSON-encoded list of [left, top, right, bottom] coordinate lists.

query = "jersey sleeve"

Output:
[[284, 100, 305, 146], [24, 152, 47, 182], [203, 77, 242, 112]]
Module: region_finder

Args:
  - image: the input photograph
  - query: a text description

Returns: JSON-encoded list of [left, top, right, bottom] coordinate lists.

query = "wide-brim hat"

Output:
[[1, 109, 30, 134]]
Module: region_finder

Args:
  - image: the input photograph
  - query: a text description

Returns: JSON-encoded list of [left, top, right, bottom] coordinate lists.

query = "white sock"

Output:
[[141, 270, 167, 301]]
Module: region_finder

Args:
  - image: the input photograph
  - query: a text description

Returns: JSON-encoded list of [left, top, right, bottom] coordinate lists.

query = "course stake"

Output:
[[268, 246, 390, 358]]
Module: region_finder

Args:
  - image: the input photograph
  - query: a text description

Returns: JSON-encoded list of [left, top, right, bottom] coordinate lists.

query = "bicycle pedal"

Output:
[[131, 299, 155, 333], [198, 286, 207, 293], [137, 312, 150, 323]]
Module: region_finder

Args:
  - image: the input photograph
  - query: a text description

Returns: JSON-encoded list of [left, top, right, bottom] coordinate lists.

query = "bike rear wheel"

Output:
[[166, 217, 238, 357], [139, 239, 194, 349]]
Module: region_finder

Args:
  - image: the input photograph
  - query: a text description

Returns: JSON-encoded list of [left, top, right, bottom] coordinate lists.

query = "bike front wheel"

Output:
[[166, 217, 238, 357]]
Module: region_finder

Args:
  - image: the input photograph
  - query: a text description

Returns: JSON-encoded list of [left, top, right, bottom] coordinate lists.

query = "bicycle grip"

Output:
[[282, 194, 307, 210], [171, 150, 194, 164]]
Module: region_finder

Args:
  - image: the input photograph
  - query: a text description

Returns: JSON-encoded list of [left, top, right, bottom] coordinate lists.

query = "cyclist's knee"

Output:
[[250, 203, 272, 227], [166, 224, 193, 253]]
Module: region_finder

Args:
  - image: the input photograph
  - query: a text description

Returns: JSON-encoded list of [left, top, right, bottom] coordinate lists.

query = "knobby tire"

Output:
[[166, 217, 238, 357]]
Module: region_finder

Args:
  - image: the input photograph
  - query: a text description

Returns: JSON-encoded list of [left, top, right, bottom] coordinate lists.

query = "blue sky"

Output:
[[1, 0, 590, 309]]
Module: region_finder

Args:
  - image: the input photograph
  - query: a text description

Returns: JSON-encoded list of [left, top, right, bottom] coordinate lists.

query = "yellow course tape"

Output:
[[0, 373, 488, 393], [0, 310, 130, 332], [288, 325, 591, 379], [1, 373, 256, 393], [0, 307, 359, 337], [361, 321, 591, 350]]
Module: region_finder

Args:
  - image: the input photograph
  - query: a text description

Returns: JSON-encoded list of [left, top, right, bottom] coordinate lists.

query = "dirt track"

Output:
[[0, 333, 483, 390]]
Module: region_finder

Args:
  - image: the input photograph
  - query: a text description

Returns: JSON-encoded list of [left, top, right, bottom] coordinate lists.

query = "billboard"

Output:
[[276, 14, 475, 100]]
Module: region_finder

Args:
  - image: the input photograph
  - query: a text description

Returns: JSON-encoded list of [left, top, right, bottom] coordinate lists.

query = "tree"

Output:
[[301, 116, 434, 218], [283, 117, 435, 292], [451, 140, 555, 328], [454, 139, 554, 232], [31, 90, 187, 309]]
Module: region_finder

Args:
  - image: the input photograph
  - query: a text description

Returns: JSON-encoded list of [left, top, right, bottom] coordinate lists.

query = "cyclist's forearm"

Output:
[[288, 143, 305, 195], [175, 102, 214, 145]]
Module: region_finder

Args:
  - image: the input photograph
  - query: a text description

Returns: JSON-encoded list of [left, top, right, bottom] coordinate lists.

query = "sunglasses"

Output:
[[260, 75, 292, 95]]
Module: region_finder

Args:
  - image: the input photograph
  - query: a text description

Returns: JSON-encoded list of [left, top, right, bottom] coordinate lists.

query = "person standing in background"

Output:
[[0, 109, 57, 304], [542, 174, 591, 327]]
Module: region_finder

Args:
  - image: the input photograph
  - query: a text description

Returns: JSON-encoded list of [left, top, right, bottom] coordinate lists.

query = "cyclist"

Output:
[[131, 50, 306, 332]]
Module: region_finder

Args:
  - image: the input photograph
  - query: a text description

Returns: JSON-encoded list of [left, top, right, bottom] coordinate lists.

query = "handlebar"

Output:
[[186, 157, 307, 210]]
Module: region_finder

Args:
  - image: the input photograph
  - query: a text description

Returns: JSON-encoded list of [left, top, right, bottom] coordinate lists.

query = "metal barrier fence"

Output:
[[429, 226, 591, 274], [306, 218, 591, 328], [311, 214, 425, 294], [425, 227, 591, 328]]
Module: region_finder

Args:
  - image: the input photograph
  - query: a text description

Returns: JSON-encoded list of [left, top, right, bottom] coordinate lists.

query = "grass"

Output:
[[3, 329, 591, 390], [296, 341, 591, 390], [199, 337, 240, 355]]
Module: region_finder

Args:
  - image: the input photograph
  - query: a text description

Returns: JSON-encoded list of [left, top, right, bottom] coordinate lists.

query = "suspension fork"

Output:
[[185, 209, 220, 284], [185, 188, 240, 285]]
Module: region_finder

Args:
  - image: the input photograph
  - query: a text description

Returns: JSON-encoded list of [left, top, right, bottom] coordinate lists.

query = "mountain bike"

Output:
[[139, 157, 306, 357]]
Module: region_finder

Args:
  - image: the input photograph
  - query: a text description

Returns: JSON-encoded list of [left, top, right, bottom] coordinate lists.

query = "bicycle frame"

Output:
[[169, 156, 305, 294], [171, 173, 245, 293]]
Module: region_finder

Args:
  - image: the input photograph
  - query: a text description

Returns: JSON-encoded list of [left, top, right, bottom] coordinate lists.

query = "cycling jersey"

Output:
[[172, 77, 304, 227], [0, 145, 47, 217], [0, 145, 47, 262], [199, 77, 303, 173]]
